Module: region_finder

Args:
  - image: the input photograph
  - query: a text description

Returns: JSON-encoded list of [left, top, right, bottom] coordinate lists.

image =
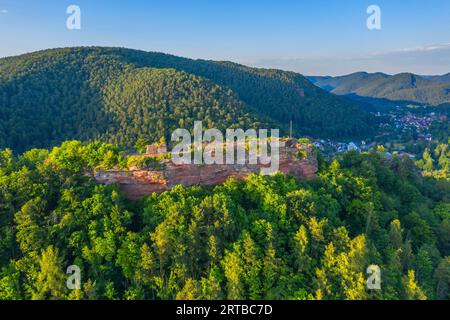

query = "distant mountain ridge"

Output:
[[427, 73, 450, 83], [0, 47, 375, 152], [308, 72, 450, 106]]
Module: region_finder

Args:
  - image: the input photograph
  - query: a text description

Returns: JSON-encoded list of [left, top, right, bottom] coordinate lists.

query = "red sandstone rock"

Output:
[[94, 142, 318, 199]]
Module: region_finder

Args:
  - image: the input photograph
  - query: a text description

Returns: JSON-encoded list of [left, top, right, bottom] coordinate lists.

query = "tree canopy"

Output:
[[0, 141, 448, 300]]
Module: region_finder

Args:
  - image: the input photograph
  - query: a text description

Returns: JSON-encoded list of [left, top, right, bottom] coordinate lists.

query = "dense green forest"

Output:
[[0, 47, 448, 301], [0, 47, 376, 153], [0, 141, 449, 300]]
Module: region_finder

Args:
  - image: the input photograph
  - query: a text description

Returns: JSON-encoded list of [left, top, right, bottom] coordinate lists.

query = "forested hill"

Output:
[[309, 72, 450, 106], [0, 47, 375, 152]]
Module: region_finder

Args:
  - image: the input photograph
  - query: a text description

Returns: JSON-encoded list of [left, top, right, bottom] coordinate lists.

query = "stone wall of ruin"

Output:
[[94, 141, 318, 199]]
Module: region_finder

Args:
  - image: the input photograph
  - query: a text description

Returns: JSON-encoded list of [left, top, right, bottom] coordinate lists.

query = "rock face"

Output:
[[94, 140, 318, 199]]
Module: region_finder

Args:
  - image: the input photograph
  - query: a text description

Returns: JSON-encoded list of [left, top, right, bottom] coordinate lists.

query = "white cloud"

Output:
[[370, 43, 450, 56], [0, 9, 8, 14], [248, 43, 450, 76], [382, 43, 450, 54]]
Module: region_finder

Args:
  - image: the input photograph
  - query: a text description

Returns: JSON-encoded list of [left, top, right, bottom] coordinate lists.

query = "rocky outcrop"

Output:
[[94, 140, 318, 199]]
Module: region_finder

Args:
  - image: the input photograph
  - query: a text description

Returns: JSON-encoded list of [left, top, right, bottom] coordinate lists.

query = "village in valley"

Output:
[[309, 105, 449, 159]]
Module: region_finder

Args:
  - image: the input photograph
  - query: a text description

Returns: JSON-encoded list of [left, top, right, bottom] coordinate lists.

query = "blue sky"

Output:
[[1, 0, 450, 75]]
